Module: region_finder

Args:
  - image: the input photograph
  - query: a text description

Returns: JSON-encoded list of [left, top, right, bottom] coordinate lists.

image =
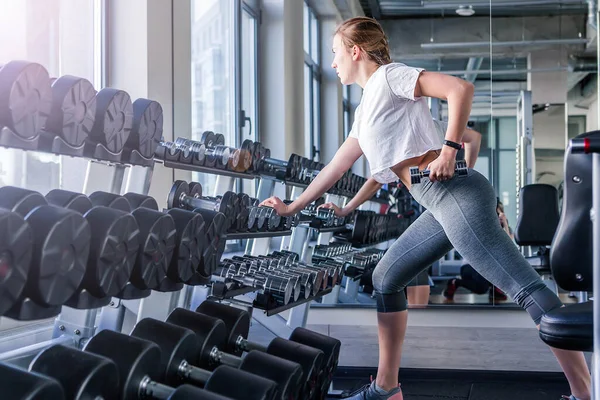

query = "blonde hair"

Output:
[[335, 17, 392, 65]]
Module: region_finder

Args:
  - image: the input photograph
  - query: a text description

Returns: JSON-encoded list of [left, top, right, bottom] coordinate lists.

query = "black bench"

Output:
[[538, 130, 596, 353]]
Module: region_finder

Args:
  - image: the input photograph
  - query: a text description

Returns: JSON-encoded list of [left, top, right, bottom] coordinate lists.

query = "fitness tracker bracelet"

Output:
[[443, 140, 462, 150]]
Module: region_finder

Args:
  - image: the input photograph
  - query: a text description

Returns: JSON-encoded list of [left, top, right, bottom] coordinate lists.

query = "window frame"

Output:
[[304, 1, 321, 161]]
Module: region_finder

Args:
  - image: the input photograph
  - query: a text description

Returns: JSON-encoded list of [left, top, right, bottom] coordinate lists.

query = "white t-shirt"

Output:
[[349, 63, 444, 183]]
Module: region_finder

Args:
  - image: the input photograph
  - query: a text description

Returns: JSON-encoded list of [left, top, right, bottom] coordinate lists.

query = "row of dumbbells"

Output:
[[167, 180, 350, 234], [258, 153, 368, 198], [337, 210, 409, 246], [2, 301, 341, 400], [214, 250, 344, 306], [0, 60, 162, 164], [0, 185, 227, 322], [312, 243, 386, 278], [156, 133, 268, 174], [168, 180, 297, 233]]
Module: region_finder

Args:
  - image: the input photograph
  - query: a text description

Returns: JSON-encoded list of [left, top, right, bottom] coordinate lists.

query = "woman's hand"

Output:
[[317, 202, 347, 217], [427, 153, 456, 182], [259, 196, 295, 217]]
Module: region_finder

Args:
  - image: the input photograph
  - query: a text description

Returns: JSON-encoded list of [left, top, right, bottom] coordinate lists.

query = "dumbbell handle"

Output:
[[140, 375, 177, 399], [181, 194, 220, 212], [209, 346, 243, 368], [262, 157, 288, 169], [410, 159, 468, 184], [235, 334, 267, 354], [178, 360, 212, 387]]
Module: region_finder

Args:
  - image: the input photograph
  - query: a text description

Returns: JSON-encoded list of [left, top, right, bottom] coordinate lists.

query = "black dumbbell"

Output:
[[44, 189, 140, 308], [214, 261, 297, 305], [0, 60, 52, 141], [200, 300, 341, 399], [196, 302, 328, 400], [168, 180, 236, 228], [0, 208, 33, 316], [29, 344, 119, 399], [409, 159, 468, 184], [87, 191, 178, 294], [0, 361, 65, 399], [86, 328, 275, 400], [89, 88, 133, 154], [127, 98, 163, 160], [142, 309, 304, 400], [42, 75, 97, 148], [0, 186, 90, 320], [234, 255, 316, 299]]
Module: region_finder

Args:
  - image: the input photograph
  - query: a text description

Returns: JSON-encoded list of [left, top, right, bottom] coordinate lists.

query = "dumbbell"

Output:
[[257, 153, 299, 181], [0, 186, 90, 320], [409, 159, 468, 184], [44, 189, 140, 308], [235, 255, 317, 299], [84, 329, 242, 400], [214, 260, 298, 304], [168, 180, 236, 229], [127, 98, 164, 159], [87, 88, 133, 155], [0, 361, 65, 399], [173, 137, 207, 165], [247, 206, 281, 232], [268, 252, 332, 293], [0, 208, 33, 316], [29, 344, 119, 399], [42, 75, 97, 148], [0, 60, 52, 141], [87, 191, 178, 294], [196, 302, 330, 400], [135, 309, 303, 400]]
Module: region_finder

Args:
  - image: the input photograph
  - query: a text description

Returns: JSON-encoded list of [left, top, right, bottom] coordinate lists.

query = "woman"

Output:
[[260, 17, 590, 400]]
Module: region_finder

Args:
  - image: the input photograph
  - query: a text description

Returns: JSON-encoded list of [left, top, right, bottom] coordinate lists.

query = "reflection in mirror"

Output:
[[314, 0, 596, 311]]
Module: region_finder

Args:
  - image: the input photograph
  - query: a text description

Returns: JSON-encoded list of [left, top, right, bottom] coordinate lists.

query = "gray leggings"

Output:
[[372, 169, 562, 324]]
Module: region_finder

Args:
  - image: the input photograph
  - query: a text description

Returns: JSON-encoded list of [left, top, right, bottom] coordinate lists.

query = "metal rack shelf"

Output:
[[161, 160, 256, 180], [226, 230, 292, 240], [258, 287, 334, 316]]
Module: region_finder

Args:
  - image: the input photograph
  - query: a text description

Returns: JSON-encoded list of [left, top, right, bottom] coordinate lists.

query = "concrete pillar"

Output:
[[107, 0, 177, 207], [527, 50, 568, 104], [259, 0, 305, 161]]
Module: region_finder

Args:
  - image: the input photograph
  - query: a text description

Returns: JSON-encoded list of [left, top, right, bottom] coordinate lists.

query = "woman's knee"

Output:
[[512, 281, 563, 324]]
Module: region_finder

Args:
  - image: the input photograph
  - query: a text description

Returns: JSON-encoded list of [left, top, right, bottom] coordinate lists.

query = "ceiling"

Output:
[[359, 0, 590, 19], [357, 0, 596, 107]]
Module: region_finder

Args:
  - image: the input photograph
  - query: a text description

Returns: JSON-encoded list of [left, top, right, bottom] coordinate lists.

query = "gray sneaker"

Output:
[[344, 381, 402, 400]]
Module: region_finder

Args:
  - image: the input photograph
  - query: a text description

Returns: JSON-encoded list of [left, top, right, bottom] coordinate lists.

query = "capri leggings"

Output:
[[372, 169, 562, 324]]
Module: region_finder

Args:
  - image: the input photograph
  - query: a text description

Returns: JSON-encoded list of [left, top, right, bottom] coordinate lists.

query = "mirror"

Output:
[[314, 1, 597, 311]]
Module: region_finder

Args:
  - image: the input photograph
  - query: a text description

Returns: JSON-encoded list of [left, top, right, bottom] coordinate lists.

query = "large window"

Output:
[[304, 2, 321, 161], [0, 0, 102, 194], [191, 0, 259, 196]]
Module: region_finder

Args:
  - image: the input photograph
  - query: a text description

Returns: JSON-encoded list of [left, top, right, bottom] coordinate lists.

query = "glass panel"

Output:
[[240, 7, 257, 197], [498, 117, 517, 149], [498, 150, 517, 230], [0, 0, 96, 194], [191, 0, 233, 195], [310, 11, 318, 65], [312, 77, 319, 161], [304, 64, 312, 158], [303, 2, 309, 55], [241, 8, 257, 143]]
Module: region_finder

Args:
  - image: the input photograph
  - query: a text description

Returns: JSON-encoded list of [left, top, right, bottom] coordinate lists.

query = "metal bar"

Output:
[[124, 165, 154, 195], [421, 39, 589, 50], [593, 152, 600, 399], [52, 307, 98, 347], [213, 175, 236, 196], [280, 186, 305, 251], [0, 336, 74, 365], [96, 300, 126, 333], [420, 0, 587, 7], [82, 160, 127, 195]]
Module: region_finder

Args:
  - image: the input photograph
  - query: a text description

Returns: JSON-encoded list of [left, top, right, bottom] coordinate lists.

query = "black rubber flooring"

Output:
[[327, 367, 571, 400]]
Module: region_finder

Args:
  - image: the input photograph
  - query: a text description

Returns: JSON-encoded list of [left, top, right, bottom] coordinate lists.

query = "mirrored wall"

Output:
[[315, 0, 598, 310]]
